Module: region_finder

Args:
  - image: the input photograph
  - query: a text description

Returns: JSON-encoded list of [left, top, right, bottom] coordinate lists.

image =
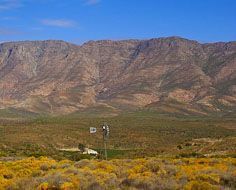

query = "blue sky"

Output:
[[0, 0, 235, 44]]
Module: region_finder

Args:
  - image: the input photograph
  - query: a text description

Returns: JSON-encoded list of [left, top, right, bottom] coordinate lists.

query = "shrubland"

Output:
[[0, 157, 236, 190], [0, 112, 236, 189], [0, 113, 236, 159]]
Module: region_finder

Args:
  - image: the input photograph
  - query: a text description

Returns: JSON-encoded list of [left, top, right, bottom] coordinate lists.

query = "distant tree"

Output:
[[177, 145, 183, 150], [78, 143, 85, 152]]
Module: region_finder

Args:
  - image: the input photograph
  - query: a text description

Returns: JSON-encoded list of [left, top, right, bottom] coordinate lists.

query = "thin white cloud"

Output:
[[31, 27, 43, 31], [0, 0, 23, 11], [40, 19, 77, 28], [1, 16, 17, 20], [84, 0, 100, 6], [0, 27, 21, 35]]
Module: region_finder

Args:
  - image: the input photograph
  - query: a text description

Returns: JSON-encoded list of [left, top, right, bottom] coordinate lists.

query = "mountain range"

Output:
[[0, 37, 235, 116]]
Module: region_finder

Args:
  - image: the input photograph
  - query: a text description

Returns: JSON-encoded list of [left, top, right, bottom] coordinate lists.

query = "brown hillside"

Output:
[[0, 37, 235, 115]]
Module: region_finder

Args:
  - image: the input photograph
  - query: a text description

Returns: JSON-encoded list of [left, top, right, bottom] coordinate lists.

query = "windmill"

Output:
[[89, 123, 110, 160]]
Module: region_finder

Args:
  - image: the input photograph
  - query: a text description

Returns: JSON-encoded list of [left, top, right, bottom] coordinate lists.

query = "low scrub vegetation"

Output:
[[1, 114, 236, 159], [0, 157, 235, 190]]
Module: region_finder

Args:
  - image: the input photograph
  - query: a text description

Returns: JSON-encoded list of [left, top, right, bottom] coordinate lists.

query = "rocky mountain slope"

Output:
[[0, 37, 235, 116]]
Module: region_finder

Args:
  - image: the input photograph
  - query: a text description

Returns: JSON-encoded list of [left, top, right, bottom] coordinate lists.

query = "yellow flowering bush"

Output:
[[0, 157, 235, 190]]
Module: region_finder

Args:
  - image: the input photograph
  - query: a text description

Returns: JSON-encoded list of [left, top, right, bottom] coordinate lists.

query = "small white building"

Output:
[[83, 148, 98, 155]]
